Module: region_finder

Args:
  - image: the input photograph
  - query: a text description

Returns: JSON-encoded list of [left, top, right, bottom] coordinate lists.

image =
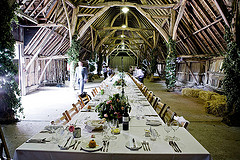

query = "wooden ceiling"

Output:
[[16, 0, 232, 62]]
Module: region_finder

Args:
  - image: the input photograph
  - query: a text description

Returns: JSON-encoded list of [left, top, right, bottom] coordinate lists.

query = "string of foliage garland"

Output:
[[66, 34, 81, 65], [0, 0, 22, 121], [222, 26, 240, 126], [165, 37, 177, 91]]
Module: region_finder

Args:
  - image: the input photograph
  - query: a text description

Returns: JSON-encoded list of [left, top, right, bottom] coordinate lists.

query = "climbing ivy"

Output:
[[0, 0, 22, 121], [222, 26, 240, 126], [66, 34, 81, 65], [165, 37, 176, 91]]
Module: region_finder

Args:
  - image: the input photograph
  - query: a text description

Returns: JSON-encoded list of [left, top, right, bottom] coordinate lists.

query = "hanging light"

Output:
[[122, 25, 127, 28], [122, 7, 129, 13], [121, 35, 125, 38], [121, 45, 125, 49]]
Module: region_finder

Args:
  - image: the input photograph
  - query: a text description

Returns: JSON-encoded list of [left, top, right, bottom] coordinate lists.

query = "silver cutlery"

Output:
[[173, 141, 182, 152], [106, 141, 109, 152], [74, 140, 81, 150], [141, 142, 146, 151], [72, 140, 78, 149], [142, 141, 150, 151], [146, 141, 151, 151], [102, 140, 106, 152], [169, 141, 181, 152], [132, 138, 136, 148], [64, 137, 71, 147]]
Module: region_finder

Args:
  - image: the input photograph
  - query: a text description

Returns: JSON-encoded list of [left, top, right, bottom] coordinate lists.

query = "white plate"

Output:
[[125, 140, 142, 150], [81, 141, 102, 152]]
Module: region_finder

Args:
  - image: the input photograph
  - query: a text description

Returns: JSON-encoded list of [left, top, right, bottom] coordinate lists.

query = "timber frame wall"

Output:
[[158, 57, 224, 90]]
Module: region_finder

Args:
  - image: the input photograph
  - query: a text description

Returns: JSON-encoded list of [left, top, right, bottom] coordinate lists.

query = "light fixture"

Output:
[[121, 42, 124, 44], [122, 25, 127, 28], [121, 45, 125, 49], [122, 7, 129, 13], [121, 35, 125, 38]]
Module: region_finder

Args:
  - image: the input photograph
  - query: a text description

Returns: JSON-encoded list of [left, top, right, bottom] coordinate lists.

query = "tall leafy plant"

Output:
[[66, 34, 81, 64], [165, 37, 176, 91], [0, 0, 22, 122], [222, 26, 240, 126]]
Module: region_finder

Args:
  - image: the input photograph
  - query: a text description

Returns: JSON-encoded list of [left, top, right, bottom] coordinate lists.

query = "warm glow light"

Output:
[[121, 46, 125, 49], [122, 7, 129, 13], [121, 35, 125, 38], [122, 25, 127, 28]]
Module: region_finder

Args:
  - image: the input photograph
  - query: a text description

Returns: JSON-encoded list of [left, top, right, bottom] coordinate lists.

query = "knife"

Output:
[[64, 137, 71, 147], [132, 138, 136, 148], [106, 141, 109, 152]]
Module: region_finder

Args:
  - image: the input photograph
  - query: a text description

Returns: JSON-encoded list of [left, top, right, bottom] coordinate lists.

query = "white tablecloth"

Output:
[[14, 73, 211, 160]]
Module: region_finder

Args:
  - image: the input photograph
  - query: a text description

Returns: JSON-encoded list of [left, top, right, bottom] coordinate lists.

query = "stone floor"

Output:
[[1, 77, 240, 160]]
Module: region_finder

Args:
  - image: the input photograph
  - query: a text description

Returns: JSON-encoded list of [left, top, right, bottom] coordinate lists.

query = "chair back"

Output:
[[53, 112, 69, 125], [78, 94, 91, 106], [151, 96, 159, 109], [162, 107, 176, 124]]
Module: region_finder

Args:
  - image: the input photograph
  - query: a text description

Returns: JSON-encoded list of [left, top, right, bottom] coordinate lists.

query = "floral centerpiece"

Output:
[[113, 79, 126, 86], [95, 93, 130, 121]]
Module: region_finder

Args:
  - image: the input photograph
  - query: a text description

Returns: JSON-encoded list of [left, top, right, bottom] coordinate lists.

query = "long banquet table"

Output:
[[14, 72, 211, 160]]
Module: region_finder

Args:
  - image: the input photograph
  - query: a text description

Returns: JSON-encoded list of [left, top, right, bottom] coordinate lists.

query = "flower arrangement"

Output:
[[113, 79, 126, 86], [95, 93, 130, 121]]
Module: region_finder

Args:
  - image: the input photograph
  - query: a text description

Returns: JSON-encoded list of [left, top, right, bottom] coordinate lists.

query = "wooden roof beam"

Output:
[[77, 13, 95, 17], [78, 2, 175, 9], [213, 0, 230, 27], [77, 2, 170, 42], [15, 10, 38, 24], [136, 32, 153, 49], [98, 26, 153, 31], [172, 0, 187, 40], [95, 30, 117, 51]]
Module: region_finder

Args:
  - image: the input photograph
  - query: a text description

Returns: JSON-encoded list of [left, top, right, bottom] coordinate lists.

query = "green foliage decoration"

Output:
[[165, 37, 176, 91], [222, 26, 240, 126], [66, 34, 81, 65], [0, 0, 22, 120]]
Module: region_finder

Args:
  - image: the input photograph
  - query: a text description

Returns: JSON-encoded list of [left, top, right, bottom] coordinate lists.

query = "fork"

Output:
[[102, 141, 106, 152]]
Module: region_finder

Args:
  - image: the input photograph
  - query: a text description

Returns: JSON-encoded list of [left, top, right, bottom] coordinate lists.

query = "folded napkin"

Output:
[[146, 117, 161, 126], [174, 116, 190, 126], [26, 138, 50, 143]]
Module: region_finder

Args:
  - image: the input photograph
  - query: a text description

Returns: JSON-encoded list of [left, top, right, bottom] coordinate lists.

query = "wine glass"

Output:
[[170, 120, 180, 141], [164, 122, 172, 141], [109, 120, 117, 140], [102, 121, 110, 141]]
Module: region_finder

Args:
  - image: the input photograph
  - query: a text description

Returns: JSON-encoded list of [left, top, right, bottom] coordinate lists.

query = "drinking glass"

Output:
[[170, 120, 180, 141], [109, 120, 117, 140], [102, 121, 110, 141], [164, 122, 172, 141]]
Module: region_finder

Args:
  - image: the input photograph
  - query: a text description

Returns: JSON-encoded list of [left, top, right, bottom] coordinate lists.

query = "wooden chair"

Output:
[[154, 101, 167, 116], [91, 90, 96, 97], [151, 96, 159, 109], [141, 86, 148, 96], [72, 99, 85, 110], [161, 107, 177, 124], [78, 94, 91, 106], [0, 125, 11, 160], [53, 111, 69, 125], [64, 104, 79, 121], [146, 91, 154, 103]]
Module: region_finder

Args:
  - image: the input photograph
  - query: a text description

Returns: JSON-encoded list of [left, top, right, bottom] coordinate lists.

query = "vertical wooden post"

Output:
[[19, 43, 26, 96]]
